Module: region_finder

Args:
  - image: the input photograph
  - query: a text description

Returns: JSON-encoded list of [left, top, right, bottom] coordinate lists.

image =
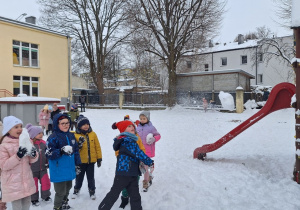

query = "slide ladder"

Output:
[[193, 82, 296, 159]]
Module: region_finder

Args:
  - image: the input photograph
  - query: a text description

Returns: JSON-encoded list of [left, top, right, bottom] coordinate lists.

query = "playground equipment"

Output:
[[193, 82, 296, 160]]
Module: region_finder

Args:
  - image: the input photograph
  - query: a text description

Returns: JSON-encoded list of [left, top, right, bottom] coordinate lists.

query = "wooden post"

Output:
[[119, 91, 124, 109], [236, 86, 244, 113]]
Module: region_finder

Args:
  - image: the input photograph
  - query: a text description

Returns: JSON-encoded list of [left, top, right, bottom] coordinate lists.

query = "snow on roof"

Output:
[[292, 0, 300, 28], [115, 86, 134, 92], [0, 96, 60, 103]]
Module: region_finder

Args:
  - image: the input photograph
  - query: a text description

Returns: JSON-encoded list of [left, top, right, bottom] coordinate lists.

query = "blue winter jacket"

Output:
[[113, 132, 153, 176], [46, 113, 81, 183]]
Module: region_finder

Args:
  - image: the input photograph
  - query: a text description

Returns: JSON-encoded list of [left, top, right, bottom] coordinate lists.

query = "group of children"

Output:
[[0, 109, 160, 210]]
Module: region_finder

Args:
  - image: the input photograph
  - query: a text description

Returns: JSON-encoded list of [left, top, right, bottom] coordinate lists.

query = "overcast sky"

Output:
[[0, 0, 293, 43]]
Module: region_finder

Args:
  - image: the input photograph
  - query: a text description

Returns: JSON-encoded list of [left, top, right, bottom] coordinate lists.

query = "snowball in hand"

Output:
[[19, 128, 34, 155]]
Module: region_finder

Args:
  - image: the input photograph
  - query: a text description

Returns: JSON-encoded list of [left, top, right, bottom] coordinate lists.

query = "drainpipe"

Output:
[[255, 46, 258, 85], [212, 52, 214, 71], [67, 35, 71, 110]]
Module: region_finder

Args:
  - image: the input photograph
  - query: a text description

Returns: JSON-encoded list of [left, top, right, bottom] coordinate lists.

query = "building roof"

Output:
[[0, 16, 68, 37], [177, 69, 255, 79]]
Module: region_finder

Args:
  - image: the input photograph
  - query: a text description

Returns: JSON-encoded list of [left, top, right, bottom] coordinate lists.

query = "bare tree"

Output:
[[126, 0, 225, 106], [273, 0, 292, 29], [38, 0, 131, 104]]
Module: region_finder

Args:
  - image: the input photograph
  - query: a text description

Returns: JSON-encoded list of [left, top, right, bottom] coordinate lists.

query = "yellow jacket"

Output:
[[115, 134, 145, 156], [74, 131, 102, 163]]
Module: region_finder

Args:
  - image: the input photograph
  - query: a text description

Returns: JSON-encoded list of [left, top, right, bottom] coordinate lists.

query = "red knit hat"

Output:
[[112, 120, 134, 133]]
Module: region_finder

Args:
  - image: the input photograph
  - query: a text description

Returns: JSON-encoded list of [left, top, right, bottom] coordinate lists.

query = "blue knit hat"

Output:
[[77, 115, 90, 128]]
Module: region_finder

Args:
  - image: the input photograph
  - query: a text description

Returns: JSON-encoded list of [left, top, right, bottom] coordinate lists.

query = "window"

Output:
[[204, 64, 209, 71], [13, 40, 39, 67], [258, 74, 263, 84], [241, 55, 247, 64], [258, 53, 263, 62], [221, 57, 227, 66], [13, 76, 39, 96], [187, 61, 192, 69]]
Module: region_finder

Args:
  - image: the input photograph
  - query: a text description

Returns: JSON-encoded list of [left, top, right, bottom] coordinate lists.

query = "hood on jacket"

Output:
[[53, 113, 71, 133]]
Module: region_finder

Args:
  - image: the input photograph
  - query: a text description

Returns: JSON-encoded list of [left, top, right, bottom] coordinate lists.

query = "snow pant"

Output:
[[70, 121, 77, 131], [122, 176, 140, 197], [53, 180, 72, 208], [144, 164, 154, 182], [98, 175, 142, 210], [74, 163, 95, 191], [31, 170, 51, 201], [11, 196, 31, 210], [80, 103, 85, 112]]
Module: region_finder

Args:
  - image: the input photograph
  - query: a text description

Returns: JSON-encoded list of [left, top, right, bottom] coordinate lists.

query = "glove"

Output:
[[150, 161, 154, 169], [97, 159, 102, 168], [135, 120, 140, 126], [17, 147, 27, 159], [146, 133, 155, 145], [43, 116, 46, 119], [78, 136, 85, 149], [76, 165, 81, 175], [61, 145, 73, 155], [30, 147, 37, 158], [45, 163, 49, 169]]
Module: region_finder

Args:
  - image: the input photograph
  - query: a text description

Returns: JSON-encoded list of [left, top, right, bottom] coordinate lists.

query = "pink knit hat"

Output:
[[25, 123, 43, 139]]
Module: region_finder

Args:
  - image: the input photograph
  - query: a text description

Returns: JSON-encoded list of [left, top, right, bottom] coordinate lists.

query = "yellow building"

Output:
[[0, 16, 71, 99]]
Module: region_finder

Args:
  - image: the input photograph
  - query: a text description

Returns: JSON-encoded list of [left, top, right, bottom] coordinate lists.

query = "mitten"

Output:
[[76, 165, 81, 175], [97, 158, 102, 168], [30, 147, 37, 158], [150, 161, 154, 168], [45, 163, 49, 169], [146, 133, 155, 145], [17, 147, 27, 159], [61, 145, 73, 155], [135, 120, 140, 126], [78, 136, 85, 149]]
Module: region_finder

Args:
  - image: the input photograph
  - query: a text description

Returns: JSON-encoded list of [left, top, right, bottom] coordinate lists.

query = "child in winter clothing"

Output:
[[39, 104, 51, 134], [117, 115, 146, 209], [47, 105, 53, 135], [25, 123, 52, 206], [0, 122, 6, 210], [51, 103, 61, 121], [0, 116, 38, 210], [71, 115, 102, 200], [136, 111, 161, 191], [202, 98, 208, 112], [98, 120, 154, 210], [46, 113, 81, 210], [68, 104, 79, 131]]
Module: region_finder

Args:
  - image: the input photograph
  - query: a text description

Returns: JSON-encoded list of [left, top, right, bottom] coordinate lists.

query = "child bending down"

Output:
[[0, 116, 38, 210], [98, 120, 153, 210]]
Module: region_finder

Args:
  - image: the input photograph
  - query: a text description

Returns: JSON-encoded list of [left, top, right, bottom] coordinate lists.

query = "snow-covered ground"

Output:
[[9, 106, 300, 210]]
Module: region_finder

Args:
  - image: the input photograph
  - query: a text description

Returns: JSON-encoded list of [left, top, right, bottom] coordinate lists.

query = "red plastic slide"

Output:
[[193, 82, 296, 159]]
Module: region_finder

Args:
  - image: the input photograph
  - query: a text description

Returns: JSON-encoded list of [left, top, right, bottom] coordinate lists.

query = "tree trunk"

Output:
[[167, 65, 177, 107]]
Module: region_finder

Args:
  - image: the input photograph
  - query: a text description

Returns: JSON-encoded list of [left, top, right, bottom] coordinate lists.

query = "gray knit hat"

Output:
[[139, 111, 150, 121]]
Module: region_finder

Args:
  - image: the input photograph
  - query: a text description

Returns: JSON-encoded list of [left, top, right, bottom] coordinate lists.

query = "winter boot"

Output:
[[71, 189, 80, 199], [62, 199, 71, 209], [119, 196, 129, 209], [149, 174, 154, 185], [53, 207, 62, 210], [143, 180, 149, 192], [42, 196, 52, 203], [89, 189, 96, 200], [31, 200, 40, 206]]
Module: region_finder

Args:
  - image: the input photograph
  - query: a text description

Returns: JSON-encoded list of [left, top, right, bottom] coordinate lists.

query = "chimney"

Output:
[[238, 34, 244, 44], [209, 40, 214, 47], [25, 16, 36, 25]]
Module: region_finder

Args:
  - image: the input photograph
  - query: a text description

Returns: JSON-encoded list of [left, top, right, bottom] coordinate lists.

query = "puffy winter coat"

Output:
[[0, 136, 38, 202], [136, 121, 161, 158], [46, 113, 81, 183], [74, 129, 102, 163], [31, 140, 48, 172], [113, 132, 153, 176], [115, 134, 145, 156], [39, 110, 50, 127], [68, 109, 79, 122]]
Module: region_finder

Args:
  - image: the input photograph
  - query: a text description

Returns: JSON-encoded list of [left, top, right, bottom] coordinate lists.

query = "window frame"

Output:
[[13, 40, 39, 68], [241, 55, 247, 64], [13, 76, 39, 96], [204, 64, 209, 71], [258, 74, 263, 84], [187, 61, 192, 69], [221, 57, 227, 66]]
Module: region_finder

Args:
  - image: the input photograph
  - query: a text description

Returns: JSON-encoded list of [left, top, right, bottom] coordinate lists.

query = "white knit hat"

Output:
[[2, 116, 23, 136]]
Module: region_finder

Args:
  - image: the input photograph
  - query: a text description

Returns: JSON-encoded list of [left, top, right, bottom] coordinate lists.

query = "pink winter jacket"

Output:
[[39, 110, 50, 127], [0, 136, 38, 202]]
